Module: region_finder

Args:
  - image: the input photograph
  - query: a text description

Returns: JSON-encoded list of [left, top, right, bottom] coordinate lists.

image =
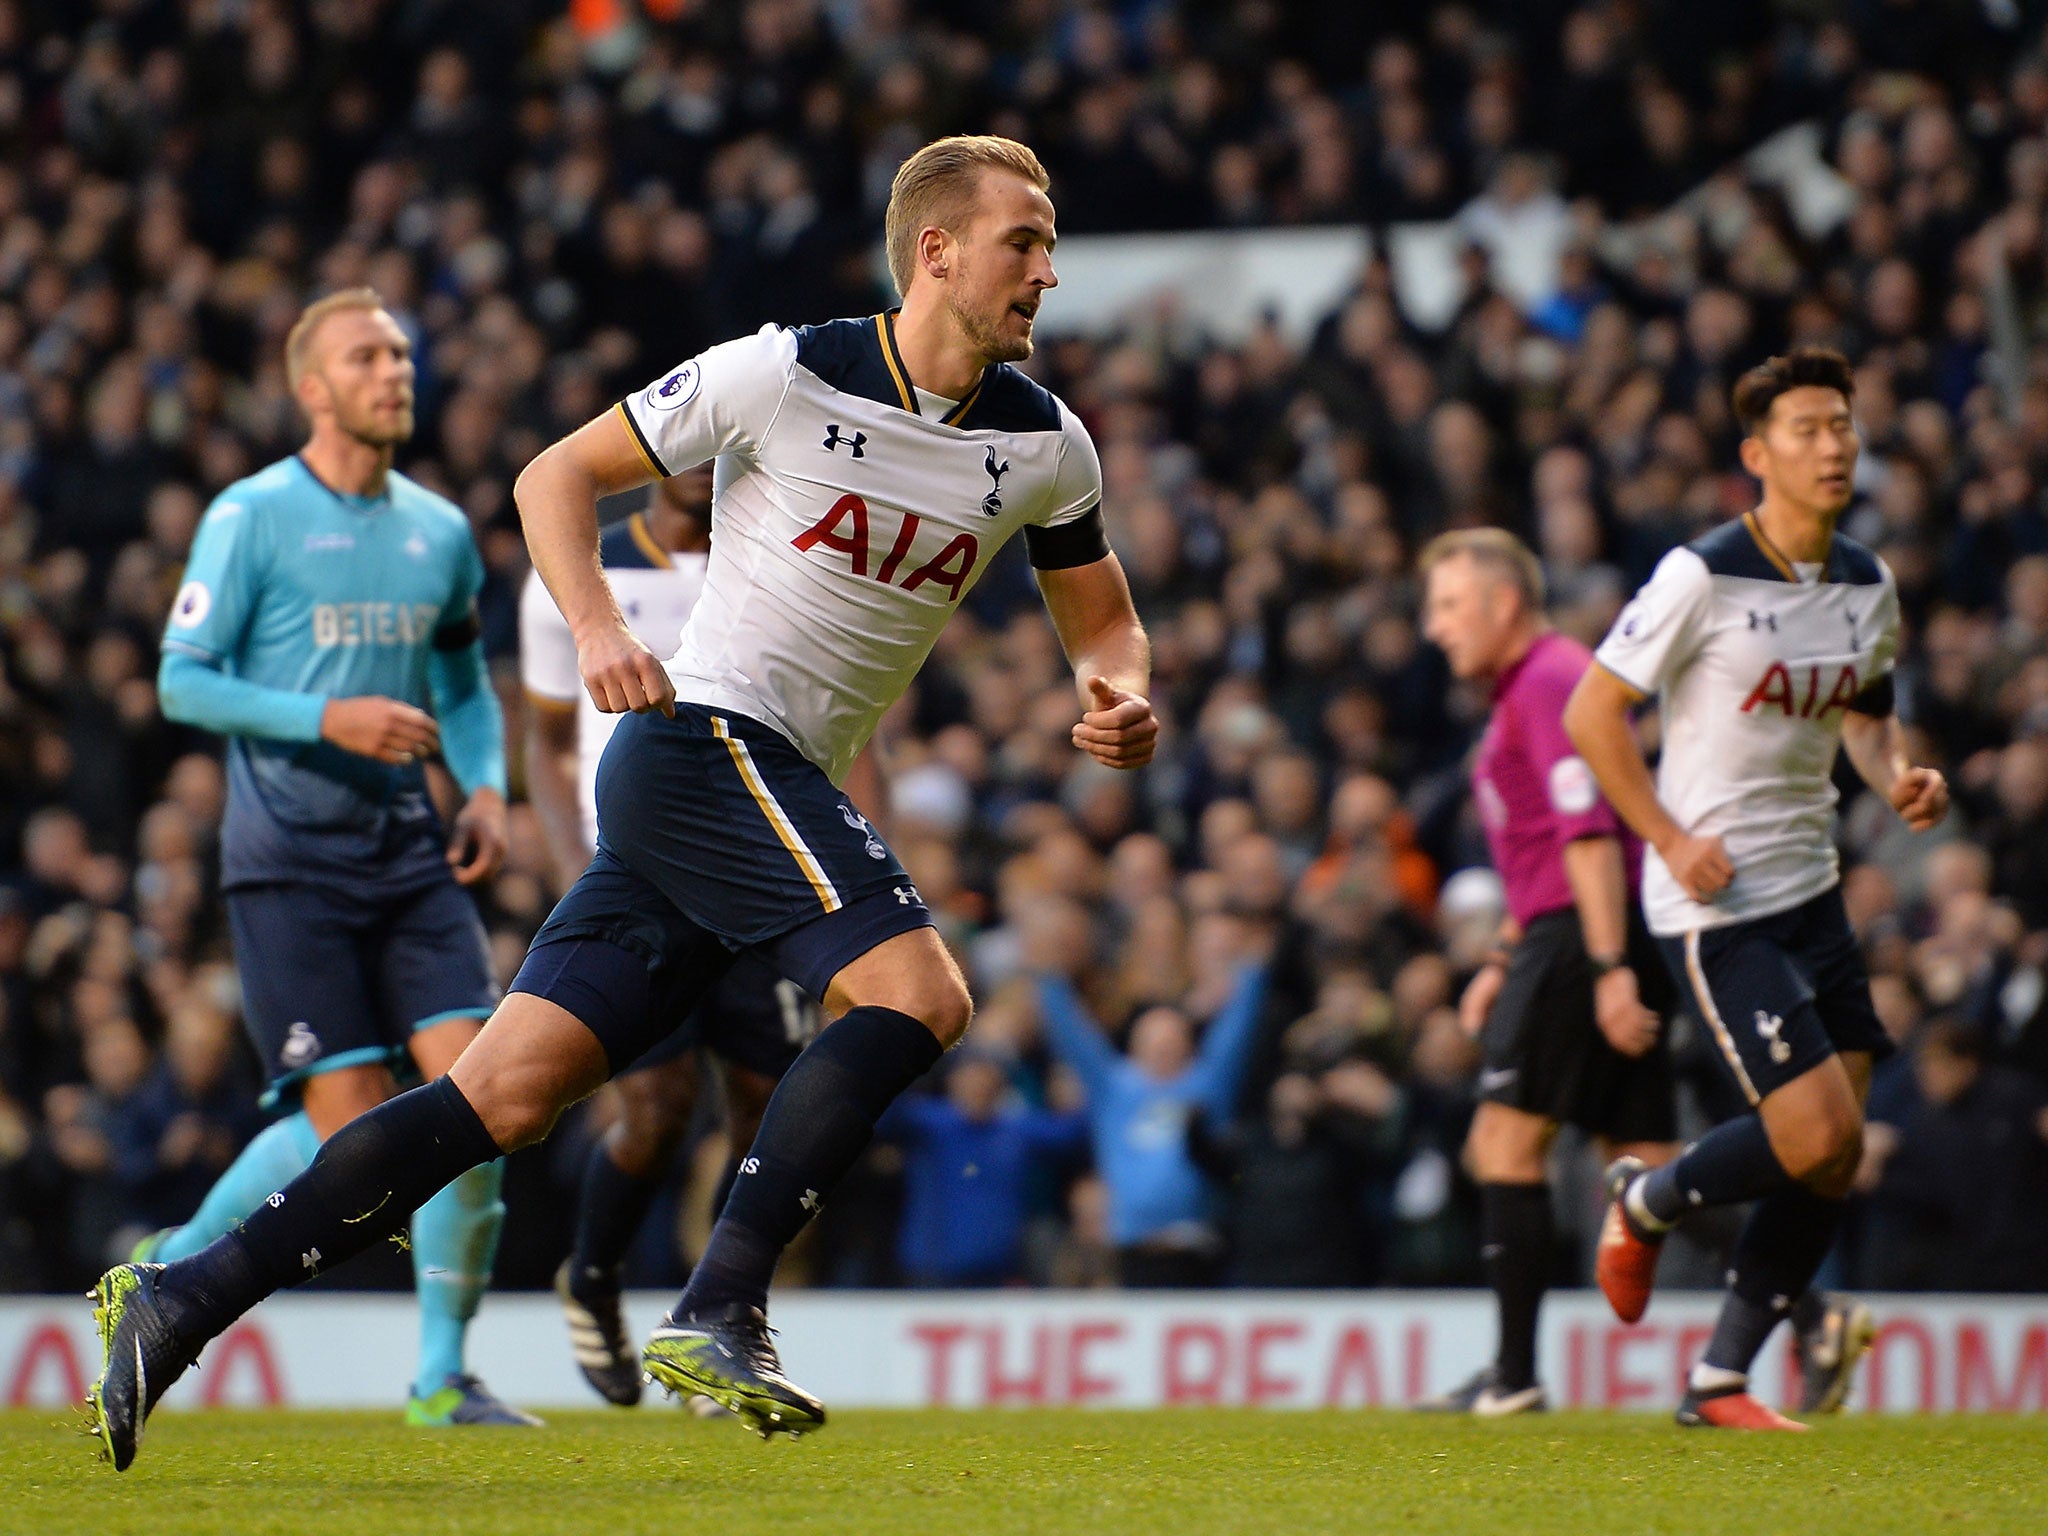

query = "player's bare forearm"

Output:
[[1561, 835, 1631, 961], [523, 701, 590, 891], [514, 413, 652, 644], [1563, 666, 1683, 854], [1839, 709, 1908, 798], [1037, 555, 1150, 697], [1037, 554, 1157, 769], [1842, 708, 1948, 831], [516, 411, 677, 715]]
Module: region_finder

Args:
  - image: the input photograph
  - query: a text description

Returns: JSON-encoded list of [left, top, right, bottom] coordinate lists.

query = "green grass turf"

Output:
[[3, 1408, 2044, 1536]]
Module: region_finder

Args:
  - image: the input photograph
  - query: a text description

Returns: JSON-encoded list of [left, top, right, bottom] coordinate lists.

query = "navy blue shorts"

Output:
[[626, 949, 820, 1079], [1655, 884, 1892, 1108], [226, 876, 497, 1108], [510, 704, 930, 1075]]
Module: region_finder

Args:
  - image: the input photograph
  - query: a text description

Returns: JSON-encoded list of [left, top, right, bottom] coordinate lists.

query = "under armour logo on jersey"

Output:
[[893, 884, 919, 906], [822, 424, 867, 457], [301, 1247, 322, 1273], [1753, 1009, 1791, 1063], [840, 802, 887, 859], [1748, 610, 1777, 631], [800, 1189, 822, 1214], [980, 446, 1010, 516]]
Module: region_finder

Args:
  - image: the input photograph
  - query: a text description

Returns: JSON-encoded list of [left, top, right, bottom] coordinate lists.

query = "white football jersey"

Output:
[[1594, 513, 1900, 936], [520, 512, 708, 847], [618, 315, 1105, 784]]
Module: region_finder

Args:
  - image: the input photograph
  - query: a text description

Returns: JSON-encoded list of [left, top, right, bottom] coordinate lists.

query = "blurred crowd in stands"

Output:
[[3, 0, 2048, 1299]]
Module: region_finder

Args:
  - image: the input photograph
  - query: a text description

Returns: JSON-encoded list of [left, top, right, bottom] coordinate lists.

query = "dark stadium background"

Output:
[[1, 0, 2045, 1307]]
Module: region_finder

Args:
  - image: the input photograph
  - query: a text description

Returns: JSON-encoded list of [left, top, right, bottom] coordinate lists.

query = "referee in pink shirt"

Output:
[[1417, 529, 1677, 1416]]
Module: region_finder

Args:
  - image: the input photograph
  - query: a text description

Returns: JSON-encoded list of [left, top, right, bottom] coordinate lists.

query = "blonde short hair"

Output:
[[285, 287, 387, 389], [1417, 526, 1546, 611], [884, 135, 1050, 296]]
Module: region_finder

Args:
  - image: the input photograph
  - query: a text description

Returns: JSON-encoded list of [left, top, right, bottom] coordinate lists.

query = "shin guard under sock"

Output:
[[678, 1006, 941, 1316], [1701, 1184, 1848, 1376], [1636, 1114, 1790, 1229], [569, 1135, 665, 1285], [166, 1077, 502, 1340]]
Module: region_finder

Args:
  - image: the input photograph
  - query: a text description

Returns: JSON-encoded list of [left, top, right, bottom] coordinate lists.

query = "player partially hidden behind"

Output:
[[519, 466, 828, 1409], [1414, 529, 1677, 1416], [143, 290, 535, 1426], [1567, 347, 1947, 1429], [87, 134, 1157, 1467]]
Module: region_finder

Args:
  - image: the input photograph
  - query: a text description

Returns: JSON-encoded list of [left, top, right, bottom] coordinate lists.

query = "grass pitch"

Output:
[[5, 1407, 2043, 1536]]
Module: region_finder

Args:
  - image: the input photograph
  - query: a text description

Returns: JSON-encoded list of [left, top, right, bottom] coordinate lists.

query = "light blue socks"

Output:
[[410, 1158, 508, 1398], [154, 1111, 323, 1261]]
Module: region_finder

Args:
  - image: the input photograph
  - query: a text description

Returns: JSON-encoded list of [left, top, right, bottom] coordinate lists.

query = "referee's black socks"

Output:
[[1480, 1182, 1553, 1392], [678, 1006, 942, 1318], [164, 1076, 502, 1339]]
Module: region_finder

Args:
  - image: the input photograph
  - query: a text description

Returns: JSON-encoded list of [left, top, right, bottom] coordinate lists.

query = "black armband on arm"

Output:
[[1848, 673, 1896, 718], [432, 607, 482, 651], [1025, 504, 1110, 570]]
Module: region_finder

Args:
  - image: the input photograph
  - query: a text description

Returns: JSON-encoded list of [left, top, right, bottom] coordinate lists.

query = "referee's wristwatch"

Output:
[[1586, 952, 1630, 980]]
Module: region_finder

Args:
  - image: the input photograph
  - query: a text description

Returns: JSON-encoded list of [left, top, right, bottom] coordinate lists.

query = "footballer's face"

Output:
[[1747, 384, 1857, 518], [944, 169, 1058, 365], [1422, 553, 1522, 681], [302, 307, 416, 448]]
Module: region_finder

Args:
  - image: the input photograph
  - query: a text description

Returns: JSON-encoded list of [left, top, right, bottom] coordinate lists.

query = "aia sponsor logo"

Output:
[[1739, 661, 1861, 720], [791, 492, 979, 602]]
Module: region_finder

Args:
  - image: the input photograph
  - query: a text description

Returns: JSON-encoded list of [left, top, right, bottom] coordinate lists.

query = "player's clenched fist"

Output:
[[578, 624, 676, 716], [1890, 765, 1948, 832], [1658, 830, 1734, 902], [1071, 675, 1158, 770], [321, 695, 441, 765]]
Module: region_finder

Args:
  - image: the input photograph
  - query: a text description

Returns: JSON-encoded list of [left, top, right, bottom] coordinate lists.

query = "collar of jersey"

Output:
[[875, 310, 985, 427], [1742, 510, 1831, 585], [294, 453, 393, 514]]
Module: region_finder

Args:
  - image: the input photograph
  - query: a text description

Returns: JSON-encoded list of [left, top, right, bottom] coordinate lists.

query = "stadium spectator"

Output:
[[879, 1047, 1085, 1288], [1031, 922, 1271, 1288]]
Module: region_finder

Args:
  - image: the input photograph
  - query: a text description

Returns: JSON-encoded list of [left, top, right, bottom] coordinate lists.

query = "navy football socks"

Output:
[[164, 1077, 503, 1340], [1635, 1113, 1789, 1228], [1702, 1184, 1847, 1376], [678, 1006, 941, 1317], [569, 1137, 665, 1287]]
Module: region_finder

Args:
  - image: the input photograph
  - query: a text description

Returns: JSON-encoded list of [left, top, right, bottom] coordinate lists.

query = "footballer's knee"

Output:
[[825, 926, 975, 1046], [608, 1058, 696, 1175], [1464, 1102, 1555, 1184], [301, 1064, 398, 1140], [1789, 1116, 1863, 1198], [912, 970, 974, 1047], [1762, 1057, 1864, 1197], [449, 993, 612, 1150]]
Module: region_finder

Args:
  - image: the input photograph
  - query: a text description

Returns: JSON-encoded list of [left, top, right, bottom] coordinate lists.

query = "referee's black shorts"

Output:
[[1477, 905, 1677, 1143]]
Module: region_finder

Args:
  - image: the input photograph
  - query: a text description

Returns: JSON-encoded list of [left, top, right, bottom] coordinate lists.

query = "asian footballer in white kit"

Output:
[[1565, 347, 1948, 1430], [87, 134, 1157, 1466]]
